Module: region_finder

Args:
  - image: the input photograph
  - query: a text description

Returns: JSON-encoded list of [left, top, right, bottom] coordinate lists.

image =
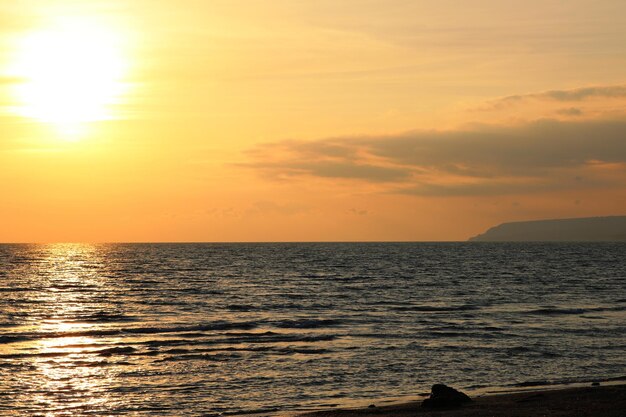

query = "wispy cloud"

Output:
[[245, 118, 626, 196], [556, 107, 583, 117], [488, 85, 626, 109]]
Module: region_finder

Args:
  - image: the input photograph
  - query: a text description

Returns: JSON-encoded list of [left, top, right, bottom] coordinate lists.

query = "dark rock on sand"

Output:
[[421, 384, 472, 408]]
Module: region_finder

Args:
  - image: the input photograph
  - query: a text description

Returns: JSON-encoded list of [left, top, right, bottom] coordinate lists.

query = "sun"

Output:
[[8, 18, 128, 139]]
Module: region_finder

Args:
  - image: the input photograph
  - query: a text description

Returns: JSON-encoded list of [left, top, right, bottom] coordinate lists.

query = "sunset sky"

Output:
[[1, 0, 625, 242]]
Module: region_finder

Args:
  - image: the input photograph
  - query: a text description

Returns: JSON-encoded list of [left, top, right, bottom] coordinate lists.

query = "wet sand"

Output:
[[297, 384, 626, 417]]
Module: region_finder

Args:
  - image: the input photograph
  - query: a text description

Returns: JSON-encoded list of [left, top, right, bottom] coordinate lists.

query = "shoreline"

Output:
[[287, 383, 626, 417]]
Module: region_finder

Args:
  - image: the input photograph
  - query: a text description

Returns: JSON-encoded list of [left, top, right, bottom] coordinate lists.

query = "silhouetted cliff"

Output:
[[469, 216, 626, 242]]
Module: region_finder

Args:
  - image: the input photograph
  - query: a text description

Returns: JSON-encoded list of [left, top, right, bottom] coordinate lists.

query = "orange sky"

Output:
[[1, 0, 625, 242]]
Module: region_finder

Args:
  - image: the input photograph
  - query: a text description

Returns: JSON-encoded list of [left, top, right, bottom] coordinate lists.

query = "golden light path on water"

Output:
[[21, 244, 115, 415], [30, 329, 111, 414]]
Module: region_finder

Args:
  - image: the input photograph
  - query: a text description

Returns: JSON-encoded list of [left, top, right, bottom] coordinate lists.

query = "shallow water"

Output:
[[0, 242, 625, 415]]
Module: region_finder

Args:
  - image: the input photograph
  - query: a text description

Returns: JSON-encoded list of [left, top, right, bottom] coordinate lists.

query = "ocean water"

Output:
[[0, 242, 625, 416]]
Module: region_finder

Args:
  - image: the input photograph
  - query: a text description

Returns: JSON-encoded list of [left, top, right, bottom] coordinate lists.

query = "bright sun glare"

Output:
[[9, 18, 127, 139]]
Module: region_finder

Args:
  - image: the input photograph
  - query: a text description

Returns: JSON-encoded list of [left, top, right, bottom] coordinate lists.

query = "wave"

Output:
[[43, 312, 139, 323], [504, 346, 560, 358], [525, 306, 626, 315], [0, 287, 34, 292], [82, 311, 138, 322], [226, 304, 256, 312], [154, 346, 329, 364], [0, 335, 30, 344], [270, 318, 343, 329], [153, 352, 243, 363], [97, 346, 137, 356], [222, 407, 280, 416], [48, 284, 99, 291], [527, 308, 587, 315], [391, 305, 480, 312], [0, 320, 261, 344]]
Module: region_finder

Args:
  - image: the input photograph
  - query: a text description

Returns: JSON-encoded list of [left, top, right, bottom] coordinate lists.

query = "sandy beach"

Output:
[[297, 384, 626, 417]]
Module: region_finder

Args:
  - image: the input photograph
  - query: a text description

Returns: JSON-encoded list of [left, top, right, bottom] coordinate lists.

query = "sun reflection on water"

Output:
[[23, 244, 115, 415]]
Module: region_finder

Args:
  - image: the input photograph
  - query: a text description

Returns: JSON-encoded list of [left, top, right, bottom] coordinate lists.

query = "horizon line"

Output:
[[0, 240, 469, 245]]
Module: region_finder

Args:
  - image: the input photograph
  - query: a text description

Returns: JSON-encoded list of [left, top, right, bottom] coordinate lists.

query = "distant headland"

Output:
[[469, 216, 626, 242]]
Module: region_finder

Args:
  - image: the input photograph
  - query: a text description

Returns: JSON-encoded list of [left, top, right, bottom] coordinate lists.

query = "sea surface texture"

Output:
[[0, 243, 625, 416]]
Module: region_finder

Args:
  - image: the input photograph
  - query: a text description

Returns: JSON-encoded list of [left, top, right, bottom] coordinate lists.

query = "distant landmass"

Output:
[[469, 216, 626, 242]]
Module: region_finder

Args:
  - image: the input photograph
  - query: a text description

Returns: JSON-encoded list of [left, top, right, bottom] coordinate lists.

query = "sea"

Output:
[[0, 242, 625, 416]]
